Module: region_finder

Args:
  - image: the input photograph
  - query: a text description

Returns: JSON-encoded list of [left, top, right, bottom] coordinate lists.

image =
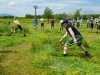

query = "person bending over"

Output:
[[59, 19, 90, 57]]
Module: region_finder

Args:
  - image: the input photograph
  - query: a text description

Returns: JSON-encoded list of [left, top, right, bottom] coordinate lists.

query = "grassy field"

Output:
[[0, 19, 100, 75]]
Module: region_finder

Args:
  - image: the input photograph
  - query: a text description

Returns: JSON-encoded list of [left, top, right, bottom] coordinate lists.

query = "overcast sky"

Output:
[[0, 0, 100, 17]]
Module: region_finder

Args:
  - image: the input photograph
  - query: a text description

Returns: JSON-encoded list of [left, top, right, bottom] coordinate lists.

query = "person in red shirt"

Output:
[[50, 19, 54, 29]]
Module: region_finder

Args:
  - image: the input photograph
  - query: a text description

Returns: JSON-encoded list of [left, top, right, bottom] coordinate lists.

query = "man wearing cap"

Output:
[[59, 19, 90, 57], [89, 17, 94, 33]]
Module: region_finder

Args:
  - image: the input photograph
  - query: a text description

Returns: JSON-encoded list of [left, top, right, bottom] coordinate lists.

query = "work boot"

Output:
[[24, 34, 26, 37], [63, 54, 67, 57], [85, 51, 90, 56]]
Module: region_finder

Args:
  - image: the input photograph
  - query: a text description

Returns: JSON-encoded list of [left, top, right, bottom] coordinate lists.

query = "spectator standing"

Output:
[[50, 19, 54, 29], [40, 17, 44, 30], [33, 17, 38, 31]]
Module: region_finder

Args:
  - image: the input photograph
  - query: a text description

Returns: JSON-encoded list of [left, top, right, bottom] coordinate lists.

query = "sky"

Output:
[[0, 0, 100, 17]]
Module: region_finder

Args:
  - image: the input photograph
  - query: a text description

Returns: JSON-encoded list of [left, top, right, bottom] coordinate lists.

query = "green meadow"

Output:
[[0, 19, 100, 75]]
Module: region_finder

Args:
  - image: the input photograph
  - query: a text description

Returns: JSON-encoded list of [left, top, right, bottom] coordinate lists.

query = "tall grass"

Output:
[[31, 37, 100, 75], [0, 37, 27, 48], [0, 24, 10, 35], [0, 23, 29, 36], [0, 19, 100, 75], [30, 24, 100, 75]]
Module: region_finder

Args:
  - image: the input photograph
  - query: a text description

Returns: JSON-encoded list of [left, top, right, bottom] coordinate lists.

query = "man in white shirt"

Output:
[[87, 18, 90, 28], [76, 17, 80, 30], [94, 18, 98, 28], [96, 17, 100, 33], [60, 18, 64, 31], [80, 18, 83, 27], [40, 18, 44, 30]]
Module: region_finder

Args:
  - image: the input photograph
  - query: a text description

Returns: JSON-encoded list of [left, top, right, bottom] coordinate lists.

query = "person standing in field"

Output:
[[87, 18, 90, 28], [96, 16, 100, 33], [89, 17, 94, 33], [76, 17, 80, 31], [72, 18, 76, 27], [8, 18, 26, 37], [40, 17, 44, 30], [8, 20, 10, 25], [60, 18, 64, 31], [59, 19, 90, 57], [50, 19, 54, 29], [68, 18, 72, 25], [33, 17, 38, 31], [94, 18, 98, 28], [80, 18, 83, 28]]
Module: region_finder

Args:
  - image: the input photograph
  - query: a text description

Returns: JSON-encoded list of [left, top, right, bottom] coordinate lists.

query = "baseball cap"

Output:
[[62, 19, 69, 24]]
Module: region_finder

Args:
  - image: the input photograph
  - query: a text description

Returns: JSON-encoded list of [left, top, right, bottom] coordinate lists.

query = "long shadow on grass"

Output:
[[0, 50, 17, 53], [78, 53, 92, 58], [77, 53, 93, 61]]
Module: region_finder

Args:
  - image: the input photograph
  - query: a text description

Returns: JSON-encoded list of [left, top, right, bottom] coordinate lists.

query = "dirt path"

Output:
[[0, 43, 39, 75]]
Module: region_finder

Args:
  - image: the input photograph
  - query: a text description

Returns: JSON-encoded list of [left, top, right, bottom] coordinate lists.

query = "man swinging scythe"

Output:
[[59, 19, 90, 57]]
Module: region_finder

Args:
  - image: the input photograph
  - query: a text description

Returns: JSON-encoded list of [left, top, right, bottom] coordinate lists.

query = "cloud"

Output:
[[81, 5, 100, 14], [57, 7, 63, 10], [8, 1, 17, 6], [58, 0, 90, 4]]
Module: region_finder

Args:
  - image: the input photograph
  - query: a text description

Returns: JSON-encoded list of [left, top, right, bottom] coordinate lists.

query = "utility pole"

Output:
[[33, 5, 38, 17]]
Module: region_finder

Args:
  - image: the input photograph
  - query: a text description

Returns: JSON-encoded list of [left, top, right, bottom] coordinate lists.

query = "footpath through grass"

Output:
[[0, 20, 100, 75]]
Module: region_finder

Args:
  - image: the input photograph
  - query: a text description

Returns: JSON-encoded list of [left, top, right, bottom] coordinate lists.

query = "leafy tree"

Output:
[[25, 14, 33, 18], [73, 8, 82, 19], [81, 14, 100, 20], [60, 12, 67, 19], [54, 12, 67, 20], [43, 7, 53, 22], [81, 14, 88, 20]]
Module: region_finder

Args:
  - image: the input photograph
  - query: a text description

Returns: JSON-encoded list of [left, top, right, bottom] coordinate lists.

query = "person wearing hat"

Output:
[[89, 17, 94, 33], [59, 19, 90, 57]]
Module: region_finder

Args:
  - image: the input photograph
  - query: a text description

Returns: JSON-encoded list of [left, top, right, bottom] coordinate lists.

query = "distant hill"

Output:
[[0, 13, 14, 17]]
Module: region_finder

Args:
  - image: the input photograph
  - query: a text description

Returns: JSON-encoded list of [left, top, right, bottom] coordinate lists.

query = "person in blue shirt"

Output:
[[33, 17, 38, 30]]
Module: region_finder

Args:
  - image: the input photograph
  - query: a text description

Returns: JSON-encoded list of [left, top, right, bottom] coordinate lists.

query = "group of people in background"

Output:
[[4, 16, 100, 37], [33, 17, 84, 31], [33, 17, 55, 30], [87, 16, 100, 33], [60, 16, 100, 33], [33, 16, 100, 34], [60, 17, 83, 31]]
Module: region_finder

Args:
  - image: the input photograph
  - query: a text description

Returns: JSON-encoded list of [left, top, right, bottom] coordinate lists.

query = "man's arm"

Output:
[[68, 27, 77, 43], [59, 32, 68, 43]]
